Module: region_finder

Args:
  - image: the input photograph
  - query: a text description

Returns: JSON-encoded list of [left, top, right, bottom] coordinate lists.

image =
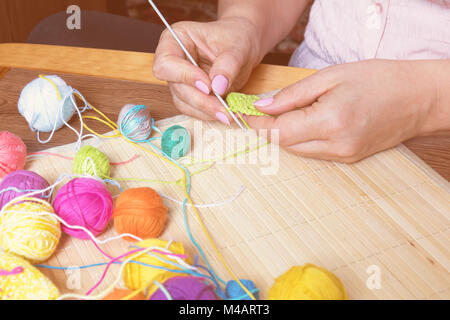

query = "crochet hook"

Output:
[[147, 0, 247, 131]]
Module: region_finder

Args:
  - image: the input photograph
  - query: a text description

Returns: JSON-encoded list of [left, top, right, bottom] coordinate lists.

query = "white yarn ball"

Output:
[[18, 75, 76, 133]]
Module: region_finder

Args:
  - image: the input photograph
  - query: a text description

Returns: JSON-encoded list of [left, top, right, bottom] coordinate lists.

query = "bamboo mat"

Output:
[[24, 115, 450, 300]]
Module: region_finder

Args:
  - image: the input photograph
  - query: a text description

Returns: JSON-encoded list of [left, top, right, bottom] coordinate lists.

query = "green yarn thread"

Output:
[[161, 125, 191, 160], [73, 145, 111, 179], [226, 92, 269, 116]]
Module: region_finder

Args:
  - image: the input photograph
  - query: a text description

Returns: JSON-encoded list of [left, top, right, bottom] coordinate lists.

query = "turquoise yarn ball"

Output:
[[226, 279, 259, 300], [161, 125, 191, 160], [18, 75, 76, 133]]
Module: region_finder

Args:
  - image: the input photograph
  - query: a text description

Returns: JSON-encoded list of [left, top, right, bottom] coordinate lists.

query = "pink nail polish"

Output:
[[254, 97, 274, 107], [215, 112, 230, 125], [212, 75, 228, 95], [195, 80, 210, 95]]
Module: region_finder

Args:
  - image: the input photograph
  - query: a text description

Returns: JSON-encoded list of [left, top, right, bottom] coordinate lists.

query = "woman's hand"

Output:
[[153, 17, 263, 124], [248, 59, 446, 163]]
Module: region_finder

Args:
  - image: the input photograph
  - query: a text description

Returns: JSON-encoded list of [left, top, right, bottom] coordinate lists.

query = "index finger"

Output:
[[153, 29, 211, 90]]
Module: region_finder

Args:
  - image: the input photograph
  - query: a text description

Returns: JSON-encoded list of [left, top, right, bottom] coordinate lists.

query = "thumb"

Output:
[[209, 50, 246, 96], [253, 68, 338, 115]]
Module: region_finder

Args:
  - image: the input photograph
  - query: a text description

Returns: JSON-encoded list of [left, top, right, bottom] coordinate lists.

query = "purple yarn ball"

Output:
[[150, 277, 218, 300], [0, 170, 50, 209]]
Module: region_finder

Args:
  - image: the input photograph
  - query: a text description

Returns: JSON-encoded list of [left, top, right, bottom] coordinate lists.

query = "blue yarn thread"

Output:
[[35, 260, 215, 283], [117, 109, 227, 297]]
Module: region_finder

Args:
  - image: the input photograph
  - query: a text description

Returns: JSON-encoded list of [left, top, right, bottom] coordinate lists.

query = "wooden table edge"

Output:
[[0, 43, 316, 93]]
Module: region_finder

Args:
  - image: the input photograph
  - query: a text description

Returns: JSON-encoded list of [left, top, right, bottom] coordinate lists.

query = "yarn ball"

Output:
[[118, 104, 152, 141], [161, 125, 191, 160], [113, 187, 168, 242], [53, 177, 113, 239], [226, 279, 259, 300], [150, 276, 218, 300], [0, 198, 61, 262], [18, 75, 76, 133], [267, 264, 348, 300], [73, 145, 111, 179], [123, 238, 189, 296], [0, 131, 27, 178], [0, 170, 50, 210], [103, 288, 146, 300], [226, 92, 269, 116], [0, 252, 59, 300]]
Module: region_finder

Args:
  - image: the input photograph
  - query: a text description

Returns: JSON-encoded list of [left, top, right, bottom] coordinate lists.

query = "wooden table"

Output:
[[1, 43, 449, 181]]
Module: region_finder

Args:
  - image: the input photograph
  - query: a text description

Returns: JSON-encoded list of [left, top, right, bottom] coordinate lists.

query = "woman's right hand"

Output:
[[153, 17, 263, 124]]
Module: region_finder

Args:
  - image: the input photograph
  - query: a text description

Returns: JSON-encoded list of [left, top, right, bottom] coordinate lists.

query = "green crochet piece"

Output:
[[226, 92, 269, 116]]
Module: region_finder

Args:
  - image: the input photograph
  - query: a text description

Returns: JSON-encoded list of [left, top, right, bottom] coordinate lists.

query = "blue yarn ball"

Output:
[[18, 75, 76, 133], [161, 125, 191, 160], [226, 279, 259, 300]]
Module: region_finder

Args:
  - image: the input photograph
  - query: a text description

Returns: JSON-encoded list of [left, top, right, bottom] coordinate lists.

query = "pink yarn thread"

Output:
[[53, 178, 113, 239], [85, 247, 144, 296], [28, 152, 140, 166], [0, 131, 27, 178], [28, 152, 73, 161], [0, 267, 24, 276], [151, 249, 187, 260], [84, 247, 188, 296]]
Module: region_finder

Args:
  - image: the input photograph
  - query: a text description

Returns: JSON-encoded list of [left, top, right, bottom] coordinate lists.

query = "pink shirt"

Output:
[[289, 0, 450, 69]]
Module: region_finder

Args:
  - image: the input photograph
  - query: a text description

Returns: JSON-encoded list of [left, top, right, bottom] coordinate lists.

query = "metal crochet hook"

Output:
[[147, 0, 246, 131]]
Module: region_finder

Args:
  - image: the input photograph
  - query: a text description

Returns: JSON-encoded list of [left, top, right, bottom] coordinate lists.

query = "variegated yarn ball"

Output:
[[118, 104, 152, 141]]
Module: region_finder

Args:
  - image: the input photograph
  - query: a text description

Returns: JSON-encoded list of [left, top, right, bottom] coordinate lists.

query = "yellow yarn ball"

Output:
[[123, 239, 190, 296], [0, 252, 59, 300], [0, 198, 61, 262], [268, 264, 348, 300]]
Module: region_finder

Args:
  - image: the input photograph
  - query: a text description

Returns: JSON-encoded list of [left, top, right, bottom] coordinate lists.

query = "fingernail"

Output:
[[254, 97, 274, 107], [212, 75, 228, 95], [195, 80, 210, 95], [243, 114, 248, 122], [215, 112, 230, 125]]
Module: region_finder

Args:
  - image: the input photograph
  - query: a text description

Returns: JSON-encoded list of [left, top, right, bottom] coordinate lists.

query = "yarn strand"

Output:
[[81, 101, 256, 300]]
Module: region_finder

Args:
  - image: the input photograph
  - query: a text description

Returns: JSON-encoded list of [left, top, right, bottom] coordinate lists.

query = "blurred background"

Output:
[[0, 0, 313, 65], [126, 0, 313, 65]]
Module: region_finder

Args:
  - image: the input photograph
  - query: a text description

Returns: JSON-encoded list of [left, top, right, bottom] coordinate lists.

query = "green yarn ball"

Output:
[[161, 125, 191, 160], [73, 145, 111, 179]]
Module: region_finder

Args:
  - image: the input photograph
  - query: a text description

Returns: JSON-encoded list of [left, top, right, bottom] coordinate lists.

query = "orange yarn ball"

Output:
[[113, 187, 167, 242], [103, 288, 146, 300]]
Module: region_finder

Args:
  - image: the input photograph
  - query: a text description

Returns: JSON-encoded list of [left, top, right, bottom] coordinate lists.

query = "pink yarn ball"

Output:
[[0, 131, 27, 178], [53, 178, 113, 239], [0, 170, 50, 210]]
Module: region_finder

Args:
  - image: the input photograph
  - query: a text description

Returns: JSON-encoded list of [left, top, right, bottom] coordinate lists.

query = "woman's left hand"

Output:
[[247, 59, 439, 163]]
